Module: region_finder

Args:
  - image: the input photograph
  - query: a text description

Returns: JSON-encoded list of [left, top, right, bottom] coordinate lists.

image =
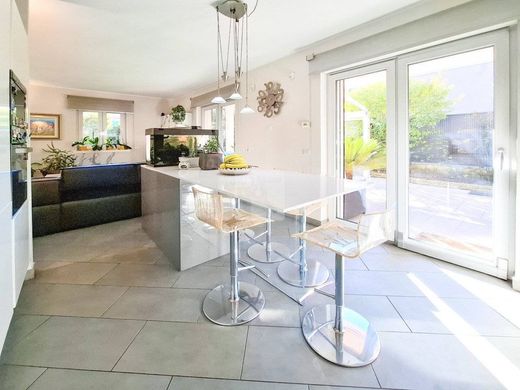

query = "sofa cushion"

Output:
[[60, 193, 141, 231], [32, 179, 60, 207], [61, 164, 140, 192], [32, 204, 61, 237]]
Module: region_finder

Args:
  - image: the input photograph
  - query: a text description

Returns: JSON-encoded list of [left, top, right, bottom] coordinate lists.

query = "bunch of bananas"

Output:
[[220, 154, 249, 169]]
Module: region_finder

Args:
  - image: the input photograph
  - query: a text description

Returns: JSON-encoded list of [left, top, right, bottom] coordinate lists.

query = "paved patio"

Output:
[[364, 177, 492, 256]]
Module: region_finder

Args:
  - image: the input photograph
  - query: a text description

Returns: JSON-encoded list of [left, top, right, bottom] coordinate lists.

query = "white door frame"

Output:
[[396, 29, 510, 278], [326, 60, 397, 230], [325, 29, 512, 278]]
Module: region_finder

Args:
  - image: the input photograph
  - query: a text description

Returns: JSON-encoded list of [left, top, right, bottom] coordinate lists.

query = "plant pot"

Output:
[[199, 153, 223, 170], [187, 157, 199, 168], [77, 145, 92, 151]]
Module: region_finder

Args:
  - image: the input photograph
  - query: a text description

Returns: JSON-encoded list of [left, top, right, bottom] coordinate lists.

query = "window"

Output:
[[79, 111, 127, 145], [201, 103, 236, 153]]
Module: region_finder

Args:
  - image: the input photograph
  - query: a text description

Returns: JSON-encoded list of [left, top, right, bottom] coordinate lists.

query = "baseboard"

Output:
[[513, 275, 520, 292], [25, 265, 35, 281]]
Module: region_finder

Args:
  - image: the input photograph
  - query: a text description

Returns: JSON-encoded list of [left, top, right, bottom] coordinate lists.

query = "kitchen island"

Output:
[[141, 165, 365, 272]]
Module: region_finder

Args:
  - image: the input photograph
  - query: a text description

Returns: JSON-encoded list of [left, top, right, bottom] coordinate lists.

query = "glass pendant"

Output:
[[240, 104, 255, 114], [211, 96, 226, 104], [229, 92, 243, 100]]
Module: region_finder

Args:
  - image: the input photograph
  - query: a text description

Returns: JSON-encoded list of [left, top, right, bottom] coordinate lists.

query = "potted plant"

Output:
[[186, 136, 199, 168], [41, 143, 76, 174], [199, 136, 222, 170], [171, 105, 186, 126], [104, 137, 132, 150], [343, 136, 386, 219], [72, 136, 102, 151]]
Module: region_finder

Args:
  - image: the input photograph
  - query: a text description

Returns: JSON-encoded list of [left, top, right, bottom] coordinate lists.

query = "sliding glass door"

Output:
[[329, 61, 396, 224], [329, 30, 511, 277], [397, 31, 510, 277]]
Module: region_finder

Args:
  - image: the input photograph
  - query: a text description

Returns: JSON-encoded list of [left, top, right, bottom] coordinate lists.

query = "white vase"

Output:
[[187, 157, 199, 168]]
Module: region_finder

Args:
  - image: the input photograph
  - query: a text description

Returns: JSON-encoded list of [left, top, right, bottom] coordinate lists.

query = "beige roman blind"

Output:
[[190, 84, 235, 108], [67, 95, 134, 113]]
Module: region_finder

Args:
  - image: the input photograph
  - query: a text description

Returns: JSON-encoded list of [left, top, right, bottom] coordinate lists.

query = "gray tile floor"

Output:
[[1, 217, 520, 389]]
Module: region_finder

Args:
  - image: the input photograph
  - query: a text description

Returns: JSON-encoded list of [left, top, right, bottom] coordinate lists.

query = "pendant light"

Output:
[[228, 13, 243, 101], [211, 7, 228, 104], [240, 4, 254, 114], [213, 1, 257, 104]]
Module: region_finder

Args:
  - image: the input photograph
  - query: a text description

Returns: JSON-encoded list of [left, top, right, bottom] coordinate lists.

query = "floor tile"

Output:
[[361, 251, 440, 272], [302, 294, 410, 332], [90, 245, 167, 265], [309, 386, 385, 390], [242, 326, 379, 387], [0, 365, 46, 390], [2, 317, 144, 371], [169, 377, 307, 390], [0, 315, 49, 357], [372, 332, 512, 390], [34, 262, 117, 284], [390, 296, 520, 336], [103, 287, 206, 322], [252, 290, 301, 328], [34, 261, 74, 272], [309, 387, 383, 390], [29, 368, 171, 390], [96, 264, 180, 287], [15, 283, 127, 317], [173, 265, 255, 289], [115, 321, 247, 378], [340, 270, 474, 298]]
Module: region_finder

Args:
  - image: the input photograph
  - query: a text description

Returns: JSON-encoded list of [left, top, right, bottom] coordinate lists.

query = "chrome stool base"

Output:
[[202, 282, 265, 326], [302, 304, 380, 367], [247, 242, 291, 263], [277, 259, 330, 287]]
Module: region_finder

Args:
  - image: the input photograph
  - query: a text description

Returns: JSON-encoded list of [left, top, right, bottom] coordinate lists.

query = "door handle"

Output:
[[496, 147, 504, 171]]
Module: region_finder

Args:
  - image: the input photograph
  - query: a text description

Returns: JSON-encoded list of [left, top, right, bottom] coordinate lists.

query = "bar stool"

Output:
[[277, 202, 330, 287], [246, 208, 291, 263], [295, 210, 394, 366], [192, 186, 268, 326]]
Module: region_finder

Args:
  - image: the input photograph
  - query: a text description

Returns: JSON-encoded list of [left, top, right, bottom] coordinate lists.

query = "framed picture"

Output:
[[30, 113, 61, 139]]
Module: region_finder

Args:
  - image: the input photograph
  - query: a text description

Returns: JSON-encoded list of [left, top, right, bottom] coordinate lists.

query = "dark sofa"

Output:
[[32, 163, 142, 237]]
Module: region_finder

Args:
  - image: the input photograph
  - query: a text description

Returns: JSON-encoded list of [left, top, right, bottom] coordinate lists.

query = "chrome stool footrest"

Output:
[[203, 283, 265, 326], [247, 241, 291, 263], [277, 258, 329, 287], [301, 304, 380, 367]]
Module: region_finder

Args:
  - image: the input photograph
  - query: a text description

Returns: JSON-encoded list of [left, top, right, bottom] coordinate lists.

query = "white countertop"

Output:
[[142, 165, 365, 213]]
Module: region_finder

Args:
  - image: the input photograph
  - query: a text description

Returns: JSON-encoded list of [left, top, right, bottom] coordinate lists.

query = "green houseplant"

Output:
[[199, 136, 222, 170], [343, 136, 386, 219], [41, 143, 76, 174], [344, 136, 386, 180], [72, 136, 102, 151]]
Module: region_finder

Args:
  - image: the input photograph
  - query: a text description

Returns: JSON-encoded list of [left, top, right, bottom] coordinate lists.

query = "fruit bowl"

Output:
[[218, 166, 251, 175], [219, 153, 251, 175]]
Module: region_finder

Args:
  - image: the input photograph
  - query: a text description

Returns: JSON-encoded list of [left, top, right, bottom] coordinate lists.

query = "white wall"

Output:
[[1, 0, 30, 351], [172, 0, 520, 285], [29, 84, 174, 165]]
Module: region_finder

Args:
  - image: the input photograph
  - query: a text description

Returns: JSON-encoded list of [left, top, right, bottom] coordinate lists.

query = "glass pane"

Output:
[[222, 104, 235, 153], [407, 47, 494, 258], [105, 113, 122, 142], [337, 70, 388, 220], [82, 111, 100, 138], [203, 107, 218, 130]]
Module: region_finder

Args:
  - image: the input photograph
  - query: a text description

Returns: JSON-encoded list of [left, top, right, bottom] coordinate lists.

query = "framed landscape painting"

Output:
[[30, 113, 61, 139]]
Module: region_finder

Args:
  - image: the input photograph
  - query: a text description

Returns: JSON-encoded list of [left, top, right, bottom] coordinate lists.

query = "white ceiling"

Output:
[[29, 0, 425, 98]]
